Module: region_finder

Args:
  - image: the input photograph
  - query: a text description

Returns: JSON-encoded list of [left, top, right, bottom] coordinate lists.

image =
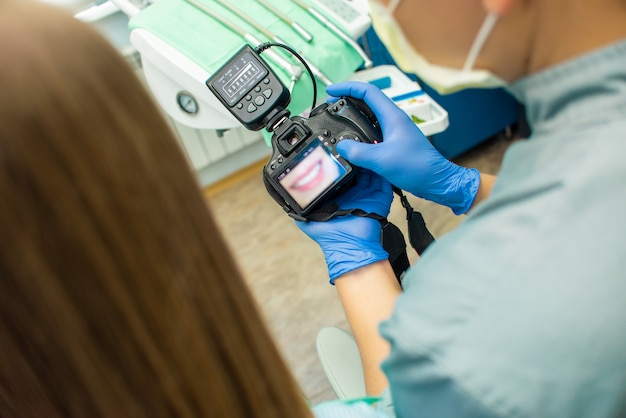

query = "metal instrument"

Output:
[[256, 0, 314, 43], [292, 0, 373, 68], [213, 0, 333, 85], [183, 0, 303, 83]]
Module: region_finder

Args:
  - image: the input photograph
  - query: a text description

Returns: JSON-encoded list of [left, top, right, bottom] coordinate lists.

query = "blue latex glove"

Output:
[[327, 81, 480, 215], [296, 170, 393, 284]]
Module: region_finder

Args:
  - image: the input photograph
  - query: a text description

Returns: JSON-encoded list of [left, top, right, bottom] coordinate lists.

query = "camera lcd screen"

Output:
[[276, 140, 348, 209], [210, 51, 268, 106]]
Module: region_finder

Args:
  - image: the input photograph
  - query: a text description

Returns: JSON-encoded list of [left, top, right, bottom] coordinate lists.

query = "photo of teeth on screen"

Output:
[[277, 140, 347, 209]]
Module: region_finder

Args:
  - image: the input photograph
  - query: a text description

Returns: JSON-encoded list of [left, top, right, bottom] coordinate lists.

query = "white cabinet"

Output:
[[170, 120, 270, 187]]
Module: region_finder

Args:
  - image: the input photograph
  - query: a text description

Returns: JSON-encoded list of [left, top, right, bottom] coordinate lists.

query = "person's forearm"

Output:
[[334, 260, 402, 396], [470, 173, 497, 211]]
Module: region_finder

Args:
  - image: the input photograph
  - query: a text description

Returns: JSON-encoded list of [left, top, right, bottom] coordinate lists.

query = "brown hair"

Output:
[[0, 1, 312, 417]]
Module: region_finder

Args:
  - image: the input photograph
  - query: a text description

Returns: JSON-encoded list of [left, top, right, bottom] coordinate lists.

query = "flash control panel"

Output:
[[207, 45, 291, 131]]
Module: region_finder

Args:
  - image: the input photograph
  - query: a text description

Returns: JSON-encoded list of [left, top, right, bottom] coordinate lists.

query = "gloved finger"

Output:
[[335, 169, 393, 215], [326, 82, 410, 129], [357, 170, 393, 210], [335, 139, 380, 172], [339, 168, 379, 196]]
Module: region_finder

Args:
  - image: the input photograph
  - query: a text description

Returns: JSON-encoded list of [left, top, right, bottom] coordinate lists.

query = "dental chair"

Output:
[[317, 327, 367, 399]]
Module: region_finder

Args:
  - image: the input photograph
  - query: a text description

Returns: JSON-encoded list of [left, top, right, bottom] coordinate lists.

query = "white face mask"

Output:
[[370, 0, 506, 94]]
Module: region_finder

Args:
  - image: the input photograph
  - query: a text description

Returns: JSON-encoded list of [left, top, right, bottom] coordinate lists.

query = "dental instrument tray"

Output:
[[349, 65, 449, 137]]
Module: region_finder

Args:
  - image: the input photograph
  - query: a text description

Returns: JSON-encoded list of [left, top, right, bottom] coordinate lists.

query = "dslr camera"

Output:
[[207, 44, 381, 220]]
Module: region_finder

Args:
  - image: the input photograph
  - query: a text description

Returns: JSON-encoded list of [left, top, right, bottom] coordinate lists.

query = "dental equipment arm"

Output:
[[74, 0, 119, 21], [108, 0, 141, 16], [291, 0, 373, 69], [213, 0, 332, 85], [183, 0, 303, 82], [256, 0, 314, 43]]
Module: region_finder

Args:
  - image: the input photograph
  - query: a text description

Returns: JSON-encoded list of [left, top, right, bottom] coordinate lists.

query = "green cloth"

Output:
[[129, 0, 364, 127]]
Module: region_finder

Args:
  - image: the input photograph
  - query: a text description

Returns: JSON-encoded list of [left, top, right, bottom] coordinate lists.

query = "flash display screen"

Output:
[[211, 51, 268, 106]]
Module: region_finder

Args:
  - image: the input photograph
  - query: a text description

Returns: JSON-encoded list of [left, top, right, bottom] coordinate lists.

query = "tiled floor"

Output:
[[205, 134, 513, 405]]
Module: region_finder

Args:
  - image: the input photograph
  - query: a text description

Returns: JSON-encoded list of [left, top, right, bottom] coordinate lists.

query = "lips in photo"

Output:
[[288, 158, 324, 192], [278, 142, 345, 209]]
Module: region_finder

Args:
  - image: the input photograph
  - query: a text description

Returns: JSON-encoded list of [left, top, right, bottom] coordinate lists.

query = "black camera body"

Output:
[[206, 45, 382, 219], [264, 98, 381, 218]]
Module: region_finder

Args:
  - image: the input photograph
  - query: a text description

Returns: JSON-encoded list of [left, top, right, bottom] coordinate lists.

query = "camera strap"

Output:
[[305, 187, 435, 283], [395, 187, 436, 256]]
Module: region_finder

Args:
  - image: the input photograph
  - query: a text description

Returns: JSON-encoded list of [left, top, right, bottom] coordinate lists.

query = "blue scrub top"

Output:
[[315, 38, 626, 418]]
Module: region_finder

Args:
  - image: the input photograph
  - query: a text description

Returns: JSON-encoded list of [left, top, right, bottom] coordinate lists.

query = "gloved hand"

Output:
[[327, 81, 480, 215], [296, 170, 393, 284]]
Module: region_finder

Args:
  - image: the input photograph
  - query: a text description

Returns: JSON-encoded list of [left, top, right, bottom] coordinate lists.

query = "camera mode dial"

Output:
[[309, 102, 329, 117]]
